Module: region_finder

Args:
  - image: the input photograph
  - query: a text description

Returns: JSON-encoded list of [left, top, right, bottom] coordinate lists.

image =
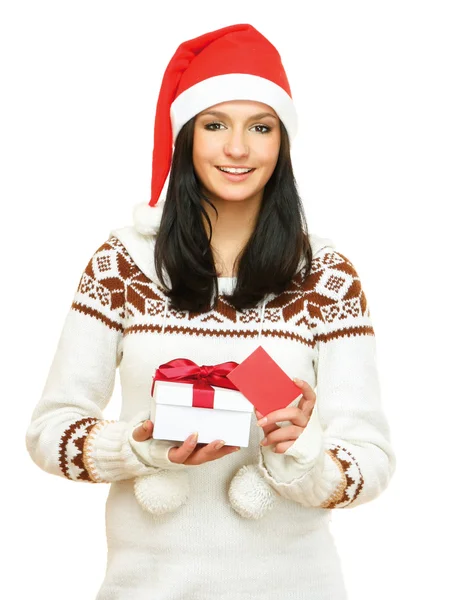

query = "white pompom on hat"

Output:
[[133, 23, 298, 236], [133, 201, 165, 237]]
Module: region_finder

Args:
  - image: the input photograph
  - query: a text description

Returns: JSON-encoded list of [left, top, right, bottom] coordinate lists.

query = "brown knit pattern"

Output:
[[70, 239, 132, 331], [80, 237, 371, 344], [67, 237, 371, 498], [72, 237, 373, 347], [58, 418, 99, 482], [124, 323, 312, 345], [73, 236, 374, 347], [290, 250, 375, 343], [321, 445, 364, 508]]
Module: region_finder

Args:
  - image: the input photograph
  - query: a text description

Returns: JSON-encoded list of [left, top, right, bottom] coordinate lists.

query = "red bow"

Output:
[[152, 358, 239, 408]]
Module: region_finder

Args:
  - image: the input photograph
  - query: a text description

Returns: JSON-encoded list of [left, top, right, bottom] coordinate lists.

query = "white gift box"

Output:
[[150, 380, 254, 447]]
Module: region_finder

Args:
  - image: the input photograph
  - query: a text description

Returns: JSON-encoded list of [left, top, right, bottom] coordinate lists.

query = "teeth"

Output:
[[219, 167, 253, 174]]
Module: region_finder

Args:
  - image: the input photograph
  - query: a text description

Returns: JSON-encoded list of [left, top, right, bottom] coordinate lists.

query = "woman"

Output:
[[26, 23, 396, 600]]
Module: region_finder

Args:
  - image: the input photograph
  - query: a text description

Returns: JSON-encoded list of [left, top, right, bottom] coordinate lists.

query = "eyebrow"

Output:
[[198, 110, 278, 121]]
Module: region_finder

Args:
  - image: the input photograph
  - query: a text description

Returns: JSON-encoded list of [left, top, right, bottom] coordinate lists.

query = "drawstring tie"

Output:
[[257, 298, 266, 341], [161, 297, 169, 334]]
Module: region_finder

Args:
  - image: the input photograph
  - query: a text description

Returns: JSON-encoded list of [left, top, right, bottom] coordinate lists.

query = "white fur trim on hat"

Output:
[[133, 202, 164, 236], [228, 464, 277, 519], [134, 470, 190, 515], [171, 73, 298, 143]]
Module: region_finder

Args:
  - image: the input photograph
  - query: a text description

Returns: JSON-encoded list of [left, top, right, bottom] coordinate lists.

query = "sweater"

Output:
[[25, 225, 396, 600]]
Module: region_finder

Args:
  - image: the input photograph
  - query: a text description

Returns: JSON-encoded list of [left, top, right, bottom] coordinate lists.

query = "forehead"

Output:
[[197, 99, 278, 119]]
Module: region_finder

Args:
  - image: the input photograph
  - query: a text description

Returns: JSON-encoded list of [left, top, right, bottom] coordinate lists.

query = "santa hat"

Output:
[[134, 23, 298, 236]]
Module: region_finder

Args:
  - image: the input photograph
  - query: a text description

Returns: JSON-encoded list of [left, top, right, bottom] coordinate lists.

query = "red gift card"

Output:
[[226, 346, 302, 416]]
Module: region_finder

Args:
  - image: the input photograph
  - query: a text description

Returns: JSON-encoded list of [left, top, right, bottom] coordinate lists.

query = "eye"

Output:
[[204, 122, 227, 131], [251, 124, 272, 134]]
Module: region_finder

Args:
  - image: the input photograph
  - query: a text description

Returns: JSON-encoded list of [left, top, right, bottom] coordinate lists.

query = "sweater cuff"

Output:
[[83, 420, 161, 482], [129, 435, 187, 471], [126, 411, 187, 471], [259, 403, 324, 484]]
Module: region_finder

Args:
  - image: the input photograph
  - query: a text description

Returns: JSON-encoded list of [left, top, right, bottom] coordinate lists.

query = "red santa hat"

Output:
[[134, 23, 298, 235]]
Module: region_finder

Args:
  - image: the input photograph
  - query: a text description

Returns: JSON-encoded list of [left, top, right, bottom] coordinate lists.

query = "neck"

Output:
[[201, 193, 262, 277]]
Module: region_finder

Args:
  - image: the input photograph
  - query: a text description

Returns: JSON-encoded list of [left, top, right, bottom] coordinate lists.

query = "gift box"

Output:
[[150, 359, 254, 447]]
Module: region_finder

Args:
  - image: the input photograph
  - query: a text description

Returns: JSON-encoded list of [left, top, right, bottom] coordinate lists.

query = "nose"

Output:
[[223, 128, 249, 158]]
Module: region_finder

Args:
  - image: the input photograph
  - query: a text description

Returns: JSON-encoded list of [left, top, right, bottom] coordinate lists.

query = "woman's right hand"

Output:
[[132, 420, 240, 465]]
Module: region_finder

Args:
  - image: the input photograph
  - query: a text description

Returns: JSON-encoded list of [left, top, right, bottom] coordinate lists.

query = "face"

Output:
[[192, 100, 281, 206]]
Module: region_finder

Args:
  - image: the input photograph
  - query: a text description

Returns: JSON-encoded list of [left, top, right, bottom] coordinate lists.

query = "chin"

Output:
[[206, 185, 262, 204]]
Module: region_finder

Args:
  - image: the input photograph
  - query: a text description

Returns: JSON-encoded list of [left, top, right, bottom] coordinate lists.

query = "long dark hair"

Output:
[[154, 118, 312, 313]]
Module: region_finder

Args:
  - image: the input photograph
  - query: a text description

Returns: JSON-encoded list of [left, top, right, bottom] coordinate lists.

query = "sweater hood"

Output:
[[109, 225, 336, 288]]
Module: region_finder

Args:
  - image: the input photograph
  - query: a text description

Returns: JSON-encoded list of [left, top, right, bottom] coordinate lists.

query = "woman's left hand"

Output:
[[256, 378, 316, 454]]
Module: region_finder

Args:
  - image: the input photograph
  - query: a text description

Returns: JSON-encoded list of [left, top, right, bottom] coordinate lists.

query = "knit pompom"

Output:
[[228, 464, 276, 519], [133, 202, 164, 236], [134, 470, 190, 515]]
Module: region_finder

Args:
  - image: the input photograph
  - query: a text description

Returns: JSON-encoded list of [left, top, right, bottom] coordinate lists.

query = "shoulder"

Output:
[[81, 231, 139, 283], [305, 232, 365, 284], [308, 232, 336, 258], [298, 234, 371, 329], [309, 236, 364, 282], [107, 225, 161, 284], [79, 225, 162, 287], [71, 235, 137, 330]]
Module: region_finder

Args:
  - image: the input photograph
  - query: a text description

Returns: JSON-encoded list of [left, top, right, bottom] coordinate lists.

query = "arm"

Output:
[[257, 249, 396, 508], [25, 237, 180, 484]]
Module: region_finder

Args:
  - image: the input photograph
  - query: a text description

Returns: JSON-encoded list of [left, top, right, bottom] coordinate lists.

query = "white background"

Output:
[[2, 0, 454, 598]]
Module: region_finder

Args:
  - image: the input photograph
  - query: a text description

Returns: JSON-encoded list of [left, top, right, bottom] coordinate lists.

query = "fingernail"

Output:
[[257, 418, 267, 426], [189, 432, 198, 444], [260, 438, 268, 446], [142, 421, 149, 430], [215, 440, 225, 450], [293, 377, 303, 384]]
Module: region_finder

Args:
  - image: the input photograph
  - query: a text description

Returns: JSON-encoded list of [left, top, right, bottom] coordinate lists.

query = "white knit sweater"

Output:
[[25, 225, 396, 600]]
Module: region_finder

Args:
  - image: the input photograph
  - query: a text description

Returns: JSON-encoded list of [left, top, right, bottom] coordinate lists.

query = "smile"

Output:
[[216, 166, 256, 182]]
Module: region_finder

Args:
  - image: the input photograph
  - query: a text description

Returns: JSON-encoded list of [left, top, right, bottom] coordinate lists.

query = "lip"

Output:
[[217, 165, 253, 169], [216, 166, 256, 182]]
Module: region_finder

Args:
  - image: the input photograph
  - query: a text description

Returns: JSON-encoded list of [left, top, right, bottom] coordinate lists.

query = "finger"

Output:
[[255, 409, 264, 422], [185, 441, 240, 465], [192, 440, 235, 461], [132, 419, 154, 442], [274, 440, 295, 454], [294, 378, 317, 412], [255, 409, 280, 436], [257, 406, 308, 429], [168, 432, 199, 464], [299, 397, 316, 421], [260, 425, 303, 447]]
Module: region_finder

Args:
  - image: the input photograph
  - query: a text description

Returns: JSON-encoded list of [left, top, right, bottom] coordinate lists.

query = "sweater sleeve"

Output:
[[25, 237, 178, 483], [257, 249, 396, 509]]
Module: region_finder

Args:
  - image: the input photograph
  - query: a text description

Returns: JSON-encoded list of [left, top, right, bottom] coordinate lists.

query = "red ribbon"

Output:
[[152, 358, 240, 409]]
